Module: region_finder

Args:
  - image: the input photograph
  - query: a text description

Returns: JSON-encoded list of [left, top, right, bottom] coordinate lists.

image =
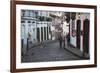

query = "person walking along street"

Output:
[[58, 32, 63, 48], [57, 28, 63, 48]]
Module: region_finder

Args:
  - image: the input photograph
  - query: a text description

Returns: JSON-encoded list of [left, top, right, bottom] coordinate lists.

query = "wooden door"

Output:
[[37, 28, 40, 42], [76, 20, 81, 49], [83, 19, 90, 54]]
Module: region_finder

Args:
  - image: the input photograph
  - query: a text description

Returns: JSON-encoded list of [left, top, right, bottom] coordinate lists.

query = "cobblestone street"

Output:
[[22, 40, 84, 63]]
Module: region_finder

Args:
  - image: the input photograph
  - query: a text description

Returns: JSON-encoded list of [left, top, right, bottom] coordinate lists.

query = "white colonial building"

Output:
[[22, 10, 54, 42]]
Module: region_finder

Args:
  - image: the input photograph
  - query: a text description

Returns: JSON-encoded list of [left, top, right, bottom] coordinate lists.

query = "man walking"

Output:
[[58, 31, 63, 48]]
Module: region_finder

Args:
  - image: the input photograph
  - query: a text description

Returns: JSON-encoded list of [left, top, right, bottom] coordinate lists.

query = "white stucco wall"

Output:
[[70, 19, 77, 47], [70, 13, 90, 51]]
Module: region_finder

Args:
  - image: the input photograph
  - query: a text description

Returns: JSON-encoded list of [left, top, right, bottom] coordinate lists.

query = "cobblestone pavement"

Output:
[[22, 41, 84, 63]]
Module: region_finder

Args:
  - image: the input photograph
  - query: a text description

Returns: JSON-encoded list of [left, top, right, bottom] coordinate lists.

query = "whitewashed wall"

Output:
[[70, 13, 90, 52], [70, 19, 77, 47]]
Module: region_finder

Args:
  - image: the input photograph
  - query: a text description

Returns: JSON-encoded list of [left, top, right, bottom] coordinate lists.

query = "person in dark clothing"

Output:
[[62, 35, 66, 48], [67, 33, 70, 46], [58, 31, 63, 48]]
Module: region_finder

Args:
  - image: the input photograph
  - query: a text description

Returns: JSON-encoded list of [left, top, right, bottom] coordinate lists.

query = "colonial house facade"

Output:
[[69, 12, 90, 56]]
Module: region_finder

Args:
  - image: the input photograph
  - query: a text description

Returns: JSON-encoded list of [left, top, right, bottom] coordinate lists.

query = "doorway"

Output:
[[37, 28, 40, 42], [76, 19, 81, 49], [83, 18, 90, 54]]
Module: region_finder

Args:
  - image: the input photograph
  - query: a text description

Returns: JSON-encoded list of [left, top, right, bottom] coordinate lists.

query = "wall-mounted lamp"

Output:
[[78, 13, 81, 19]]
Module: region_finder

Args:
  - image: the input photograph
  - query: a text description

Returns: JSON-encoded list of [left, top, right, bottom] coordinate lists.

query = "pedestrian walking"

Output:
[[57, 28, 63, 48], [58, 32, 63, 48], [67, 33, 70, 46], [62, 31, 67, 48], [62, 36, 66, 48]]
